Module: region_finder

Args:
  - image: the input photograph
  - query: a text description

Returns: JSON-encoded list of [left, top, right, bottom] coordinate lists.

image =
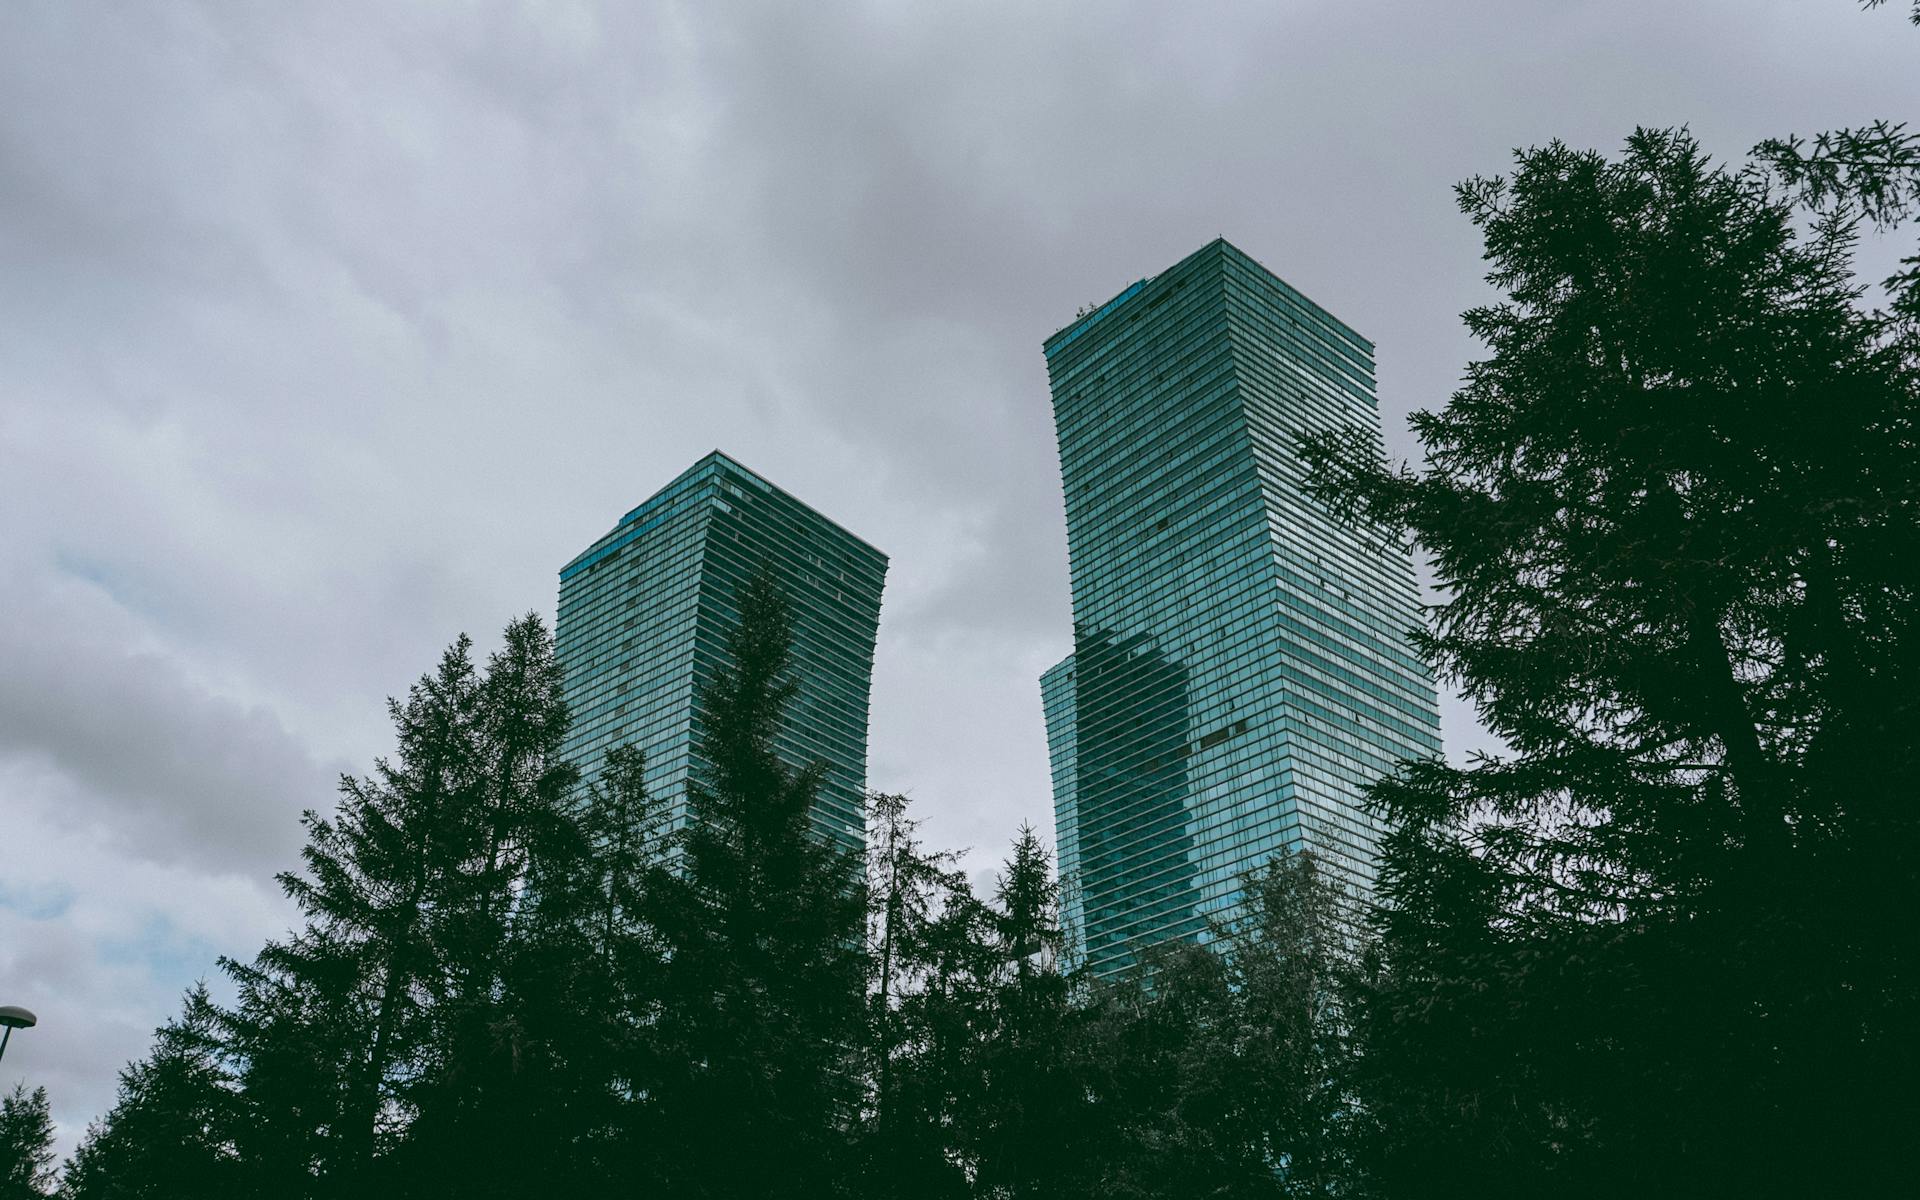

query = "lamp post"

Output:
[[0, 1006, 37, 1067]]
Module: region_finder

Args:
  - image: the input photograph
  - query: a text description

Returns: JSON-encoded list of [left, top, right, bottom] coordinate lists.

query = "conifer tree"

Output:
[[869, 854, 1002, 1200], [1759, 118, 1920, 317], [559, 743, 673, 1188], [1303, 127, 1920, 1194], [59, 985, 239, 1200], [857, 792, 973, 1199], [380, 616, 587, 1199], [219, 633, 483, 1195], [1072, 853, 1361, 1199], [969, 825, 1083, 1200], [0, 1085, 55, 1200], [218, 615, 580, 1197], [452, 740, 671, 1195], [647, 572, 868, 1199], [863, 793, 959, 1121]]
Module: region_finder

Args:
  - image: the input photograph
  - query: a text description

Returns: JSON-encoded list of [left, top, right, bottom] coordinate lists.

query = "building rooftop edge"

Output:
[[558, 449, 890, 579], [1042, 237, 1374, 357]]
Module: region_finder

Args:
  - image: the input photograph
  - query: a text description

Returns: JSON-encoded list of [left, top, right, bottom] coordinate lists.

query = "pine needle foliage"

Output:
[[60, 985, 240, 1199], [645, 571, 869, 1200], [216, 616, 581, 1198], [0, 1085, 56, 1200], [1303, 128, 1920, 1196]]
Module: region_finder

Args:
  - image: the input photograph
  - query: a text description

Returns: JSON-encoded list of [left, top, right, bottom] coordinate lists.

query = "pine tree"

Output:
[[875, 857, 1001, 1200], [970, 825, 1084, 1200], [863, 793, 959, 1123], [1758, 118, 1920, 317], [1071, 853, 1362, 1199], [0, 1085, 55, 1200], [1207, 855, 1362, 1197], [218, 615, 581, 1198], [1304, 128, 1920, 1194], [857, 791, 973, 1199], [219, 634, 484, 1195], [647, 572, 868, 1199], [455, 740, 672, 1196], [559, 742, 674, 1189], [1072, 939, 1244, 1199], [59, 984, 240, 1200], [380, 615, 588, 1199]]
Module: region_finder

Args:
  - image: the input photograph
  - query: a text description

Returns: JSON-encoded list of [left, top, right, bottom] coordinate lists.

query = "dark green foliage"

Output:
[[540, 742, 674, 1188], [376, 616, 607, 1199], [858, 791, 975, 1199], [1197, 856, 1360, 1196], [0, 1085, 55, 1200], [967, 825, 1085, 1200], [60, 985, 239, 1200], [217, 615, 583, 1198], [1074, 853, 1361, 1199], [645, 572, 870, 1199], [854, 821, 1088, 1199], [31, 556, 1444, 1199], [867, 840, 1002, 1199], [1304, 128, 1920, 1195], [399, 728, 670, 1197], [61, 581, 979, 1199], [1860, 0, 1920, 27], [1759, 119, 1920, 229], [218, 634, 483, 1193], [1758, 119, 1920, 317]]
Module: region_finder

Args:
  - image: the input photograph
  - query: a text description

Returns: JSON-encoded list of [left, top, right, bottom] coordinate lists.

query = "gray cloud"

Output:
[[0, 567, 331, 878], [3, 0, 1916, 1158]]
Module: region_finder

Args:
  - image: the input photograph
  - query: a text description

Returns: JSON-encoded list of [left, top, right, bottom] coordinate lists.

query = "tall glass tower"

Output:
[[557, 451, 887, 857], [1041, 239, 1441, 976]]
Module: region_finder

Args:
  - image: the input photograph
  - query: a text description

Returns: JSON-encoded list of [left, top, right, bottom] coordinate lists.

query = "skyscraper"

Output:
[[556, 451, 887, 857], [1041, 239, 1442, 977]]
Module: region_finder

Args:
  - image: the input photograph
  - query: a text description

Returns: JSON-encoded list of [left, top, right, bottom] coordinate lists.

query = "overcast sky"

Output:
[[2, 0, 1914, 1154]]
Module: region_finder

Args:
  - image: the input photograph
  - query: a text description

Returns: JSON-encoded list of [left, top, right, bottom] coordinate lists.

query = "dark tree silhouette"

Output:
[[0, 1085, 55, 1200], [645, 572, 869, 1200], [1759, 119, 1920, 317], [541, 742, 675, 1190], [1073, 853, 1363, 1199], [865, 832, 999, 1200], [968, 825, 1084, 1200], [1305, 128, 1920, 1195], [218, 633, 485, 1195], [857, 791, 973, 1199], [218, 615, 580, 1198], [1860, 0, 1920, 27], [59, 984, 240, 1199], [381, 616, 606, 1199]]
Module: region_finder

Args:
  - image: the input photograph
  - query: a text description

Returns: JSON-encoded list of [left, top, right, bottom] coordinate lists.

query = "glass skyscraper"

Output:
[[1041, 239, 1442, 977], [556, 451, 887, 858]]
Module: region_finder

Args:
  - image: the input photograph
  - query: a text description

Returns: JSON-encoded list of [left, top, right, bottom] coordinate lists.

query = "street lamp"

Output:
[[0, 1006, 36, 1067]]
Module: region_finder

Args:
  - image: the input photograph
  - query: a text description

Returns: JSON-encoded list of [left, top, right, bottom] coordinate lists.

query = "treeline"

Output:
[[3, 575, 1367, 1199], [5, 122, 1919, 1197]]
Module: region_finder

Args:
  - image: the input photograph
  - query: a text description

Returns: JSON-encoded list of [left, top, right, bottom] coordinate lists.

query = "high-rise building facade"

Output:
[[1041, 239, 1442, 977], [557, 451, 887, 857]]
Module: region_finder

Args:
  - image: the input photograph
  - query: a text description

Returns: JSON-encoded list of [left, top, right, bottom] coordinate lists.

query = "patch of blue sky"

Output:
[[97, 913, 226, 992], [0, 880, 76, 921], [52, 548, 175, 627]]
